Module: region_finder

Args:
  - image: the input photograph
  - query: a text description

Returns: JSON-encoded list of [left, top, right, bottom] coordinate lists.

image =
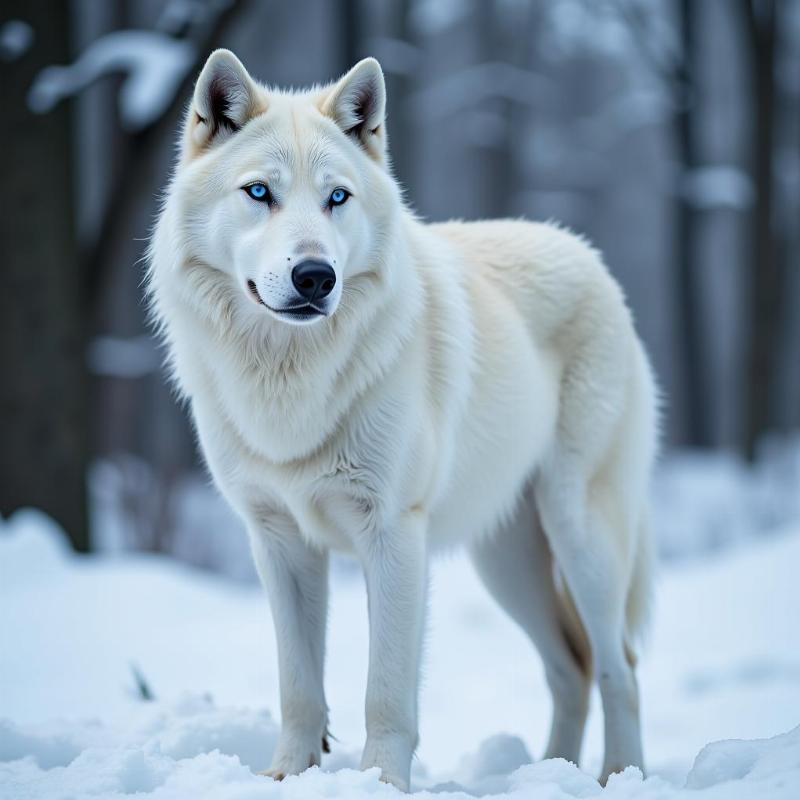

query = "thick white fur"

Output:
[[148, 50, 659, 791]]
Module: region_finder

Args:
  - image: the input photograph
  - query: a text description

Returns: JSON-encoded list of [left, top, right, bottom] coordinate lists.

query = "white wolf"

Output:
[[148, 50, 659, 791]]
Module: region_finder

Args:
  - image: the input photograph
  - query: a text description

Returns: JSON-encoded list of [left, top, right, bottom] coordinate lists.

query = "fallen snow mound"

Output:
[[2, 700, 798, 799]]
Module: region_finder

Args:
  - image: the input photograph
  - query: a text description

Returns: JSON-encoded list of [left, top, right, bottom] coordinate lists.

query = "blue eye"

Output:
[[329, 188, 350, 207], [244, 183, 271, 202]]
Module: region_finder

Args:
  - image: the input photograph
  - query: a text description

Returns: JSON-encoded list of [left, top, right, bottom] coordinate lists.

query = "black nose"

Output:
[[291, 260, 336, 302]]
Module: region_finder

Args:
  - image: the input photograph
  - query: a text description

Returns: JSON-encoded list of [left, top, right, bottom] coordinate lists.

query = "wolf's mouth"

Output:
[[247, 280, 326, 318], [272, 304, 325, 317]]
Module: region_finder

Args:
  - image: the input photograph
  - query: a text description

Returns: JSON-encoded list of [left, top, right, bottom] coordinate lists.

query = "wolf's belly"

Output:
[[428, 313, 560, 548]]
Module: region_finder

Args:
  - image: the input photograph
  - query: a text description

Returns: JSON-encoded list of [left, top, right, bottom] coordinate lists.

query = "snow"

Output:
[[651, 438, 800, 559], [0, 20, 34, 62], [545, 1, 631, 60], [27, 31, 195, 131], [410, 0, 471, 37], [1, 508, 799, 798], [681, 166, 754, 211], [536, 0, 679, 67], [412, 63, 554, 119]]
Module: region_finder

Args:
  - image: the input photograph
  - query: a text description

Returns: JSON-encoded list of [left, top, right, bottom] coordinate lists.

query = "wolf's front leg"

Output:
[[249, 519, 329, 780], [357, 511, 428, 792]]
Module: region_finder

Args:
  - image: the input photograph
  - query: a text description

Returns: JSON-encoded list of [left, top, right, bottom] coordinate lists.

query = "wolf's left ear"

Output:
[[322, 58, 386, 161], [185, 49, 263, 156]]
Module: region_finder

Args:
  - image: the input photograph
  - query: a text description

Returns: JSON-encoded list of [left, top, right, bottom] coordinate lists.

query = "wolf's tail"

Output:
[[624, 512, 656, 660], [554, 509, 655, 673]]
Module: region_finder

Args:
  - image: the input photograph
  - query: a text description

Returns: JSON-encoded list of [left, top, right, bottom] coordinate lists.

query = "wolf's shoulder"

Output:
[[425, 217, 606, 279], [421, 216, 625, 338]]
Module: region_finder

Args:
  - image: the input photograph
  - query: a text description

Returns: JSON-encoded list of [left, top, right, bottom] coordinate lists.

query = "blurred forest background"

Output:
[[1, 0, 798, 576]]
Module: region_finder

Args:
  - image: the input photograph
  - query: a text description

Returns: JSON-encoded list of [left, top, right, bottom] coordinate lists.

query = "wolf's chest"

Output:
[[192, 371, 413, 552]]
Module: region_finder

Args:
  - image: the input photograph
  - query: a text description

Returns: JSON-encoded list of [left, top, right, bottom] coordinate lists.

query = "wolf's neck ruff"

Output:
[[158, 220, 422, 466]]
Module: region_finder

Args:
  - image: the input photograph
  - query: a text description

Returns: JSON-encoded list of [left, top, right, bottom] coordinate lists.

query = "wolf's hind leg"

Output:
[[535, 460, 645, 784], [470, 487, 590, 765]]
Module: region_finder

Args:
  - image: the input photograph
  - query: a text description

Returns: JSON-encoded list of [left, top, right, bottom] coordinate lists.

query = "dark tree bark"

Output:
[[340, 0, 363, 73], [613, 0, 710, 446], [0, 1, 247, 552], [81, 0, 248, 555], [0, 2, 90, 549], [674, 0, 711, 447], [475, 0, 517, 218], [383, 0, 414, 195], [739, 0, 780, 459], [654, 0, 717, 447]]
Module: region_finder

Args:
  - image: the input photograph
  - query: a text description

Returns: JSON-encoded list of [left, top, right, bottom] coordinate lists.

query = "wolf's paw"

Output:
[[599, 762, 643, 787], [259, 768, 287, 781], [378, 772, 410, 792], [361, 732, 414, 793], [259, 752, 317, 781], [260, 732, 325, 781]]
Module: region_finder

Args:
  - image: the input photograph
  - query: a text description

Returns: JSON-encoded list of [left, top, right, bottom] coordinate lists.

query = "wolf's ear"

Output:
[[322, 58, 386, 161], [185, 49, 263, 155]]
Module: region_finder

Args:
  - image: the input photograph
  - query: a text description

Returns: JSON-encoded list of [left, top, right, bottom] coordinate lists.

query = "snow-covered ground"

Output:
[[1, 508, 799, 798]]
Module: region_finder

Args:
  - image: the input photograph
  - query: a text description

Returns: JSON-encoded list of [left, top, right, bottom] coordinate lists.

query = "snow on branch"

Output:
[[411, 0, 471, 37], [0, 19, 34, 62], [27, 30, 196, 132], [681, 166, 754, 211], [412, 62, 555, 120]]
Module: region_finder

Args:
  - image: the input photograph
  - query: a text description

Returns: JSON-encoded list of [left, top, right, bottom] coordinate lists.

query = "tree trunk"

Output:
[[674, 0, 711, 447], [740, 0, 779, 460], [384, 0, 414, 194], [0, 2, 89, 549], [80, 0, 248, 555], [340, 0, 362, 73], [475, 0, 516, 218]]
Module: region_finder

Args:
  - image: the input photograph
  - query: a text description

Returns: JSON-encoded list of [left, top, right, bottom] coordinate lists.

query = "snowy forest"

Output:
[[1, 1, 799, 798]]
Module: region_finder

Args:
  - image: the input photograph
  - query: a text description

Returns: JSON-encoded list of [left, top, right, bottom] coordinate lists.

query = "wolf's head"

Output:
[[166, 50, 400, 328]]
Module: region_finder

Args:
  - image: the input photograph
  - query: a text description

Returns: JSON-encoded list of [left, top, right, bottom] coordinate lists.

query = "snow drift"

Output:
[[1, 508, 799, 797]]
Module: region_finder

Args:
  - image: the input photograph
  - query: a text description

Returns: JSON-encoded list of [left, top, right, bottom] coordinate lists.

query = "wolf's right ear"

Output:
[[184, 49, 263, 156]]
